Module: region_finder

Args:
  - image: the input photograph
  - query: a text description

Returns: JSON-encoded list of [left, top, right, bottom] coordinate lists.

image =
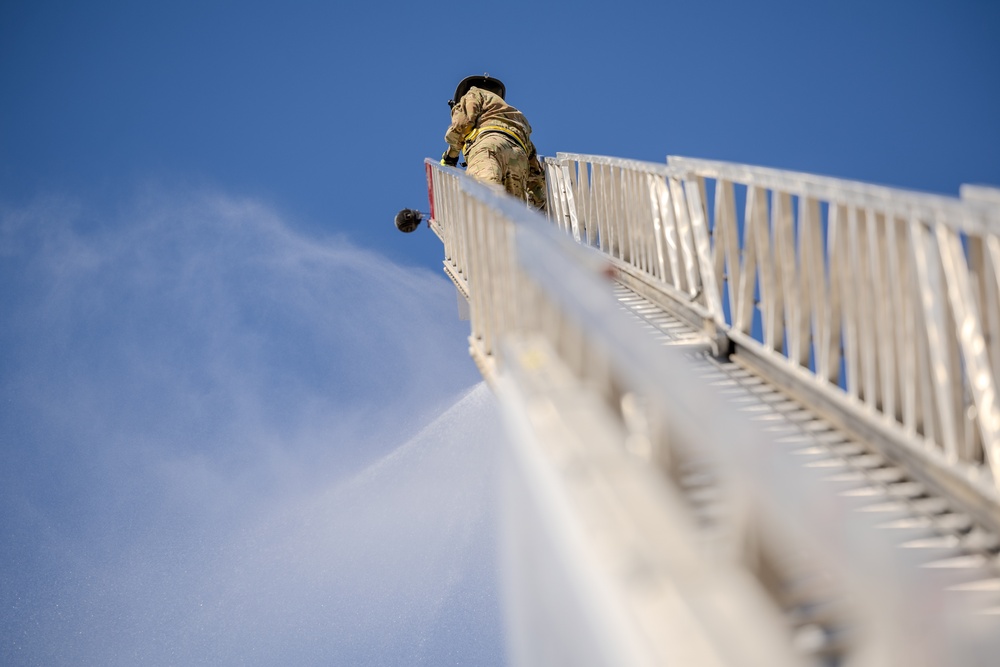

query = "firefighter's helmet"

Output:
[[450, 74, 506, 107]]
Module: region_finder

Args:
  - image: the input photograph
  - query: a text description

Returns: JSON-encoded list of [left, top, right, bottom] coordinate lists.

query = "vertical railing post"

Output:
[[685, 176, 724, 323]]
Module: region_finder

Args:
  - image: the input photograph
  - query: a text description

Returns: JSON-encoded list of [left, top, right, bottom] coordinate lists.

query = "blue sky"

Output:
[[4, 0, 997, 269], [1, 1, 998, 665]]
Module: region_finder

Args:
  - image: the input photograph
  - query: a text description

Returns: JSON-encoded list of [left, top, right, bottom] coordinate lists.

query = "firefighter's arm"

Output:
[[441, 119, 465, 165], [443, 89, 484, 153]]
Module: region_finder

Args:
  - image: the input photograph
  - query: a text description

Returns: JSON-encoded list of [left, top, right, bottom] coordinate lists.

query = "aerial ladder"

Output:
[[420, 153, 1000, 666]]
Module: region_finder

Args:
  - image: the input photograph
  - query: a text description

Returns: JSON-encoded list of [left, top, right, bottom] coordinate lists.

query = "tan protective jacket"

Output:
[[443, 87, 535, 161]]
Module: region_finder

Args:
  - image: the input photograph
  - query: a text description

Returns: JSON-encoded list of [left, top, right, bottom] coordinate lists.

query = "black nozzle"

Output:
[[394, 208, 424, 233]]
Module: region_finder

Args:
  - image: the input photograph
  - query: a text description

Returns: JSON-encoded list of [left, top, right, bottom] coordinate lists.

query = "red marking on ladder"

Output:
[[425, 162, 436, 222]]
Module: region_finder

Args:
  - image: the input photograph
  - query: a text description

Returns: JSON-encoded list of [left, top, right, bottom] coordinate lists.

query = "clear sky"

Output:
[[1, 1, 998, 665]]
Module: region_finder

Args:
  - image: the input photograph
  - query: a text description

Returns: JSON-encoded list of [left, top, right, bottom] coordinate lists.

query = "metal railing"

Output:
[[423, 158, 990, 666], [545, 153, 1000, 529]]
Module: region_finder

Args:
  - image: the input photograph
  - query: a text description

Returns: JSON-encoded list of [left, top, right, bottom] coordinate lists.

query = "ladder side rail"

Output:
[[537, 152, 1000, 518], [553, 152, 714, 305], [427, 162, 517, 381], [507, 192, 966, 667], [466, 197, 489, 357], [669, 156, 999, 236], [495, 331, 803, 667], [667, 156, 1000, 494], [430, 165, 471, 299]]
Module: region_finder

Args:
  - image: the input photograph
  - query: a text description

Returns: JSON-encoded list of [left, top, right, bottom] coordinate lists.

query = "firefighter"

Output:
[[441, 75, 546, 212]]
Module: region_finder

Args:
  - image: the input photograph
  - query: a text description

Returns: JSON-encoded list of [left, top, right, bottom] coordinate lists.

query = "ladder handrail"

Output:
[[547, 152, 1000, 517]]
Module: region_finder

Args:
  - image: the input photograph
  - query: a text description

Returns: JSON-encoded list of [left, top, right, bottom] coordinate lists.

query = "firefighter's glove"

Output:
[[440, 150, 459, 167]]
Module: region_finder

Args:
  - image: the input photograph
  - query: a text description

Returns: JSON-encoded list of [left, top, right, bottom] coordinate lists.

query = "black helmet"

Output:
[[450, 74, 505, 107]]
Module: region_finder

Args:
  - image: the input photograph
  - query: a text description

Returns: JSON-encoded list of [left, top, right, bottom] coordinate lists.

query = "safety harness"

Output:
[[464, 125, 530, 156]]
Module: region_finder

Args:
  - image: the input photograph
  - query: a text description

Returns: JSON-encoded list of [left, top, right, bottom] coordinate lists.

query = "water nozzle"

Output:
[[394, 208, 424, 233]]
